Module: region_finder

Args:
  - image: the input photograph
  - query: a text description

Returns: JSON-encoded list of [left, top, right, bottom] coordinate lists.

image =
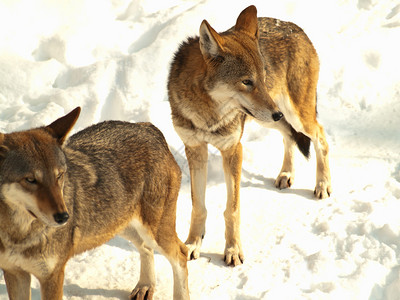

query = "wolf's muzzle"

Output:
[[272, 111, 284, 122], [53, 212, 69, 225]]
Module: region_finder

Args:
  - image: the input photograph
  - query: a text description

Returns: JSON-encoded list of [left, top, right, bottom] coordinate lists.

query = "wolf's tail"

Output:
[[290, 126, 311, 159]]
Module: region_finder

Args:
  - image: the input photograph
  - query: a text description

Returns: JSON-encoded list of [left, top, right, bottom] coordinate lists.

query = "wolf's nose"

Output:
[[272, 111, 284, 122], [53, 212, 69, 225]]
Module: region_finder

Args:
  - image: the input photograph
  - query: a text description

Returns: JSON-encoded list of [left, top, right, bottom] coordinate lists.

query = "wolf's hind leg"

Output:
[[155, 234, 189, 300], [265, 119, 298, 189], [120, 227, 156, 300], [161, 240, 189, 300], [275, 131, 296, 189], [311, 123, 331, 199], [170, 241, 190, 300], [122, 223, 189, 300]]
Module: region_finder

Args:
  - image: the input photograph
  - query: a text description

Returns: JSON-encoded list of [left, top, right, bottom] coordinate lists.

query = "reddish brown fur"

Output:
[[168, 5, 331, 267]]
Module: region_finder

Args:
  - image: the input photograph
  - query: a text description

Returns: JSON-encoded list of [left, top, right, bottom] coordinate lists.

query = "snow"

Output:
[[0, 0, 400, 299]]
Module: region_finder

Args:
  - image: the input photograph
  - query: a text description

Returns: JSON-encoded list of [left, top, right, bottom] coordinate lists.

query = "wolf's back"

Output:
[[61, 121, 181, 247]]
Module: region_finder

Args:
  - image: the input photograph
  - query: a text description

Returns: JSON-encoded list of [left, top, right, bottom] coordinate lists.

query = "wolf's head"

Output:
[[199, 5, 283, 123], [0, 107, 81, 227]]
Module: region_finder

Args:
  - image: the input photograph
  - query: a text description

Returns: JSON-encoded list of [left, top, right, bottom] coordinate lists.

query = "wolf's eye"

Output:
[[57, 172, 64, 181], [25, 177, 37, 184], [242, 79, 253, 86]]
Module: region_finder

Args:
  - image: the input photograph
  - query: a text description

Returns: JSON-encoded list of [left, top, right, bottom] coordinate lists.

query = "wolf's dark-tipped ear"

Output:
[[0, 133, 7, 159], [235, 5, 259, 40], [47, 107, 81, 145], [199, 20, 225, 59]]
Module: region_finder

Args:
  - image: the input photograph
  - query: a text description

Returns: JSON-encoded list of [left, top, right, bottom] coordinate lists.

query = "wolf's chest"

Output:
[[0, 246, 58, 277], [174, 113, 244, 151]]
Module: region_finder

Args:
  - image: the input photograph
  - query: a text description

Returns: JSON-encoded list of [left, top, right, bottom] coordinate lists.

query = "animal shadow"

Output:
[[241, 169, 315, 200]]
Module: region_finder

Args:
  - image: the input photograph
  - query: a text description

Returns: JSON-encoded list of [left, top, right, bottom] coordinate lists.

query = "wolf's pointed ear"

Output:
[[47, 107, 81, 145], [199, 20, 225, 59], [235, 5, 259, 40], [0, 133, 6, 159]]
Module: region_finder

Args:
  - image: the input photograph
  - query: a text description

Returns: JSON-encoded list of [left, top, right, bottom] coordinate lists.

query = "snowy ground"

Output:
[[0, 0, 400, 299]]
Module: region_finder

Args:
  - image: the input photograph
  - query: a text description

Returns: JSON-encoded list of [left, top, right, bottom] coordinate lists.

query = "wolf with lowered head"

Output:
[[168, 5, 331, 266]]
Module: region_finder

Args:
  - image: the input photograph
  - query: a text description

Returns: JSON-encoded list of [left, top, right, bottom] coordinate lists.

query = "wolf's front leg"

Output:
[[4, 269, 32, 299], [184, 143, 208, 260], [221, 142, 244, 266], [39, 267, 66, 300]]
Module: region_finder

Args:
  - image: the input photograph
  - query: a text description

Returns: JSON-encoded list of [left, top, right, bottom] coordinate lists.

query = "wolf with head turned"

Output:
[[168, 5, 331, 266], [0, 107, 189, 300]]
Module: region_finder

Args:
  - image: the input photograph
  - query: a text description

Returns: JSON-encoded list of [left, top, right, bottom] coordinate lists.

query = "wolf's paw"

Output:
[[314, 181, 332, 199], [185, 236, 203, 260], [130, 284, 155, 300], [224, 244, 244, 267], [275, 172, 294, 189]]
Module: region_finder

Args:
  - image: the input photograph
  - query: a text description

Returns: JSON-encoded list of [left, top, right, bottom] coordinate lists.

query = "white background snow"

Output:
[[0, 0, 400, 299]]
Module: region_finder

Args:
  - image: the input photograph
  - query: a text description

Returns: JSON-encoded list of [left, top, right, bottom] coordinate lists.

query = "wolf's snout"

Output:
[[53, 212, 69, 225], [272, 111, 283, 122]]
